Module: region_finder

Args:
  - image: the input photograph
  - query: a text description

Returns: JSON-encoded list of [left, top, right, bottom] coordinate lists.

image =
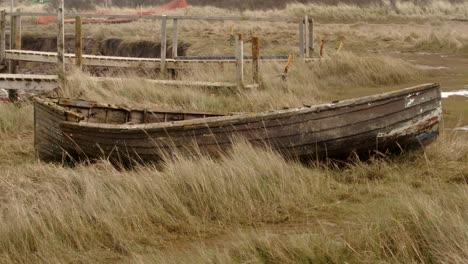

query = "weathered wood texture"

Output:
[[0, 10, 6, 65], [308, 17, 314, 54], [252, 37, 260, 84], [160, 15, 167, 77], [5, 12, 315, 66], [4, 50, 316, 69], [75, 16, 82, 70], [172, 18, 178, 58], [304, 16, 310, 58], [0, 73, 236, 91], [8, 10, 20, 101], [57, 1, 65, 76], [0, 74, 58, 91], [34, 83, 442, 164], [9, 12, 302, 23], [299, 21, 304, 58], [235, 34, 244, 88]]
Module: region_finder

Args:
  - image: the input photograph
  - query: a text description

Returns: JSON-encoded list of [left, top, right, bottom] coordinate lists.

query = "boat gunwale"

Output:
[[38, 97, 232, 117], [43, 83, 440, 131]]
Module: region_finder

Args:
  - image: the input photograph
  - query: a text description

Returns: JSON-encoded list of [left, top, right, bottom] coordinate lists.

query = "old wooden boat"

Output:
[[34, 83, 442, 163]]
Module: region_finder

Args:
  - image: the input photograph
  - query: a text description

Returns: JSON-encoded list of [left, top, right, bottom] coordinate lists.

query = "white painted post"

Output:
[[172, 18, 178, 58], [160, 15, 167, 78], [57, 0, 65, 76], [304, 15, 310, 58], [235, 34, 244, 88], [299, 20, 304, 59]]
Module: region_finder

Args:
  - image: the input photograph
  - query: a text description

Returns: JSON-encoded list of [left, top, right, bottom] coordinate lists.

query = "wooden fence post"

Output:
[[0, 10, 5, 66], [57, 0, 65, 77], [75, 16, 82, 70], [308, 17, 314, 54], [235, 33, 244, 88], [160, 15, 167, 78], [304, 15, 310, 58], [299, 20, 304, 59], [320, 39, 325, 57], [8, 9, 21, 102], [172, 18, 178, 58], [252, 36, 260, 85]]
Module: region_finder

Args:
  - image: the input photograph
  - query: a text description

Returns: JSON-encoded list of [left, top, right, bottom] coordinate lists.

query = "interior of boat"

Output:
[[48, 98, 227, 125]]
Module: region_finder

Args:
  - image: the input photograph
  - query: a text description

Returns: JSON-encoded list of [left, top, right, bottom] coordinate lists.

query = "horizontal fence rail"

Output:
[[4, 50, 314, 69], [7, 12, 302, 23]]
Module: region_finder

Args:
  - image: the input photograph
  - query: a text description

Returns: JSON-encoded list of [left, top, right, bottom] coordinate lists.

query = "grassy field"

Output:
[[0, 0, 468, 263]]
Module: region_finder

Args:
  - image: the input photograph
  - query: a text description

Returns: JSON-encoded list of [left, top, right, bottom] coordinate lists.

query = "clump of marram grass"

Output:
[[348, 188, 468, 263], [244, 0, 468, 23], [0, 128, 466, 263], [0, 104, 33, 135], [309, 52, 423, 88], [413, 32, 468, 52], [150, 232, 355, 264], [116, 175, 468, 264], [0, 141, 346, 263], [59, 51, 422, 113]]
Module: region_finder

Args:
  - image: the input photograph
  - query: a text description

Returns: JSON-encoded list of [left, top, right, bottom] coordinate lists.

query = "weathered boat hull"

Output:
[[34, 83, 442, 163]]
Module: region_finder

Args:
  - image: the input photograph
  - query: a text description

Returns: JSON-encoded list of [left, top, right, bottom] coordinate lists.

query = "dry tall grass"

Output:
[[0, 1, 466, 263], [58, 52, 422, 112], [0, 128, 466, 263], [1, 47, 466, 263]]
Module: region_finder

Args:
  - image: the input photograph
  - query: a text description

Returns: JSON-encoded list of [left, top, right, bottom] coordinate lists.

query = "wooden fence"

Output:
[[0, 4, 315, 92]]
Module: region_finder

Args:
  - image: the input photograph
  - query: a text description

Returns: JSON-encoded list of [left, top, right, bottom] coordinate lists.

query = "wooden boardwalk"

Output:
[[0, 74, 58, 91], [5, 50, 311, 69], [0, 12, 316, 94], [0, 73, 238, 91]]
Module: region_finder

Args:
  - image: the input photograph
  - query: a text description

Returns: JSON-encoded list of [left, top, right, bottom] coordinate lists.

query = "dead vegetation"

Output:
[[0, 0, 467, 263]]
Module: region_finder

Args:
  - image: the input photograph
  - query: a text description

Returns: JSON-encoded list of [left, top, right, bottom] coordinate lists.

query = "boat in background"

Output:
[[33, 83, 442, 164], [0, 89, 8, 103]]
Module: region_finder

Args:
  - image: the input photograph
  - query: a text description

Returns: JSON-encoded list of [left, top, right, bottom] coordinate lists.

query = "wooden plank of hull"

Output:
[[47, 83, 442, 163], [59, 84, 440, 137], [58, 85, 440, 149], [61, 89, 440, 144], [34, 103, 67, 161], [59, 102, 441, 160], [34, 98, 84, 162], [61, 111, 441, 162], [60, 95, 440, 151]]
